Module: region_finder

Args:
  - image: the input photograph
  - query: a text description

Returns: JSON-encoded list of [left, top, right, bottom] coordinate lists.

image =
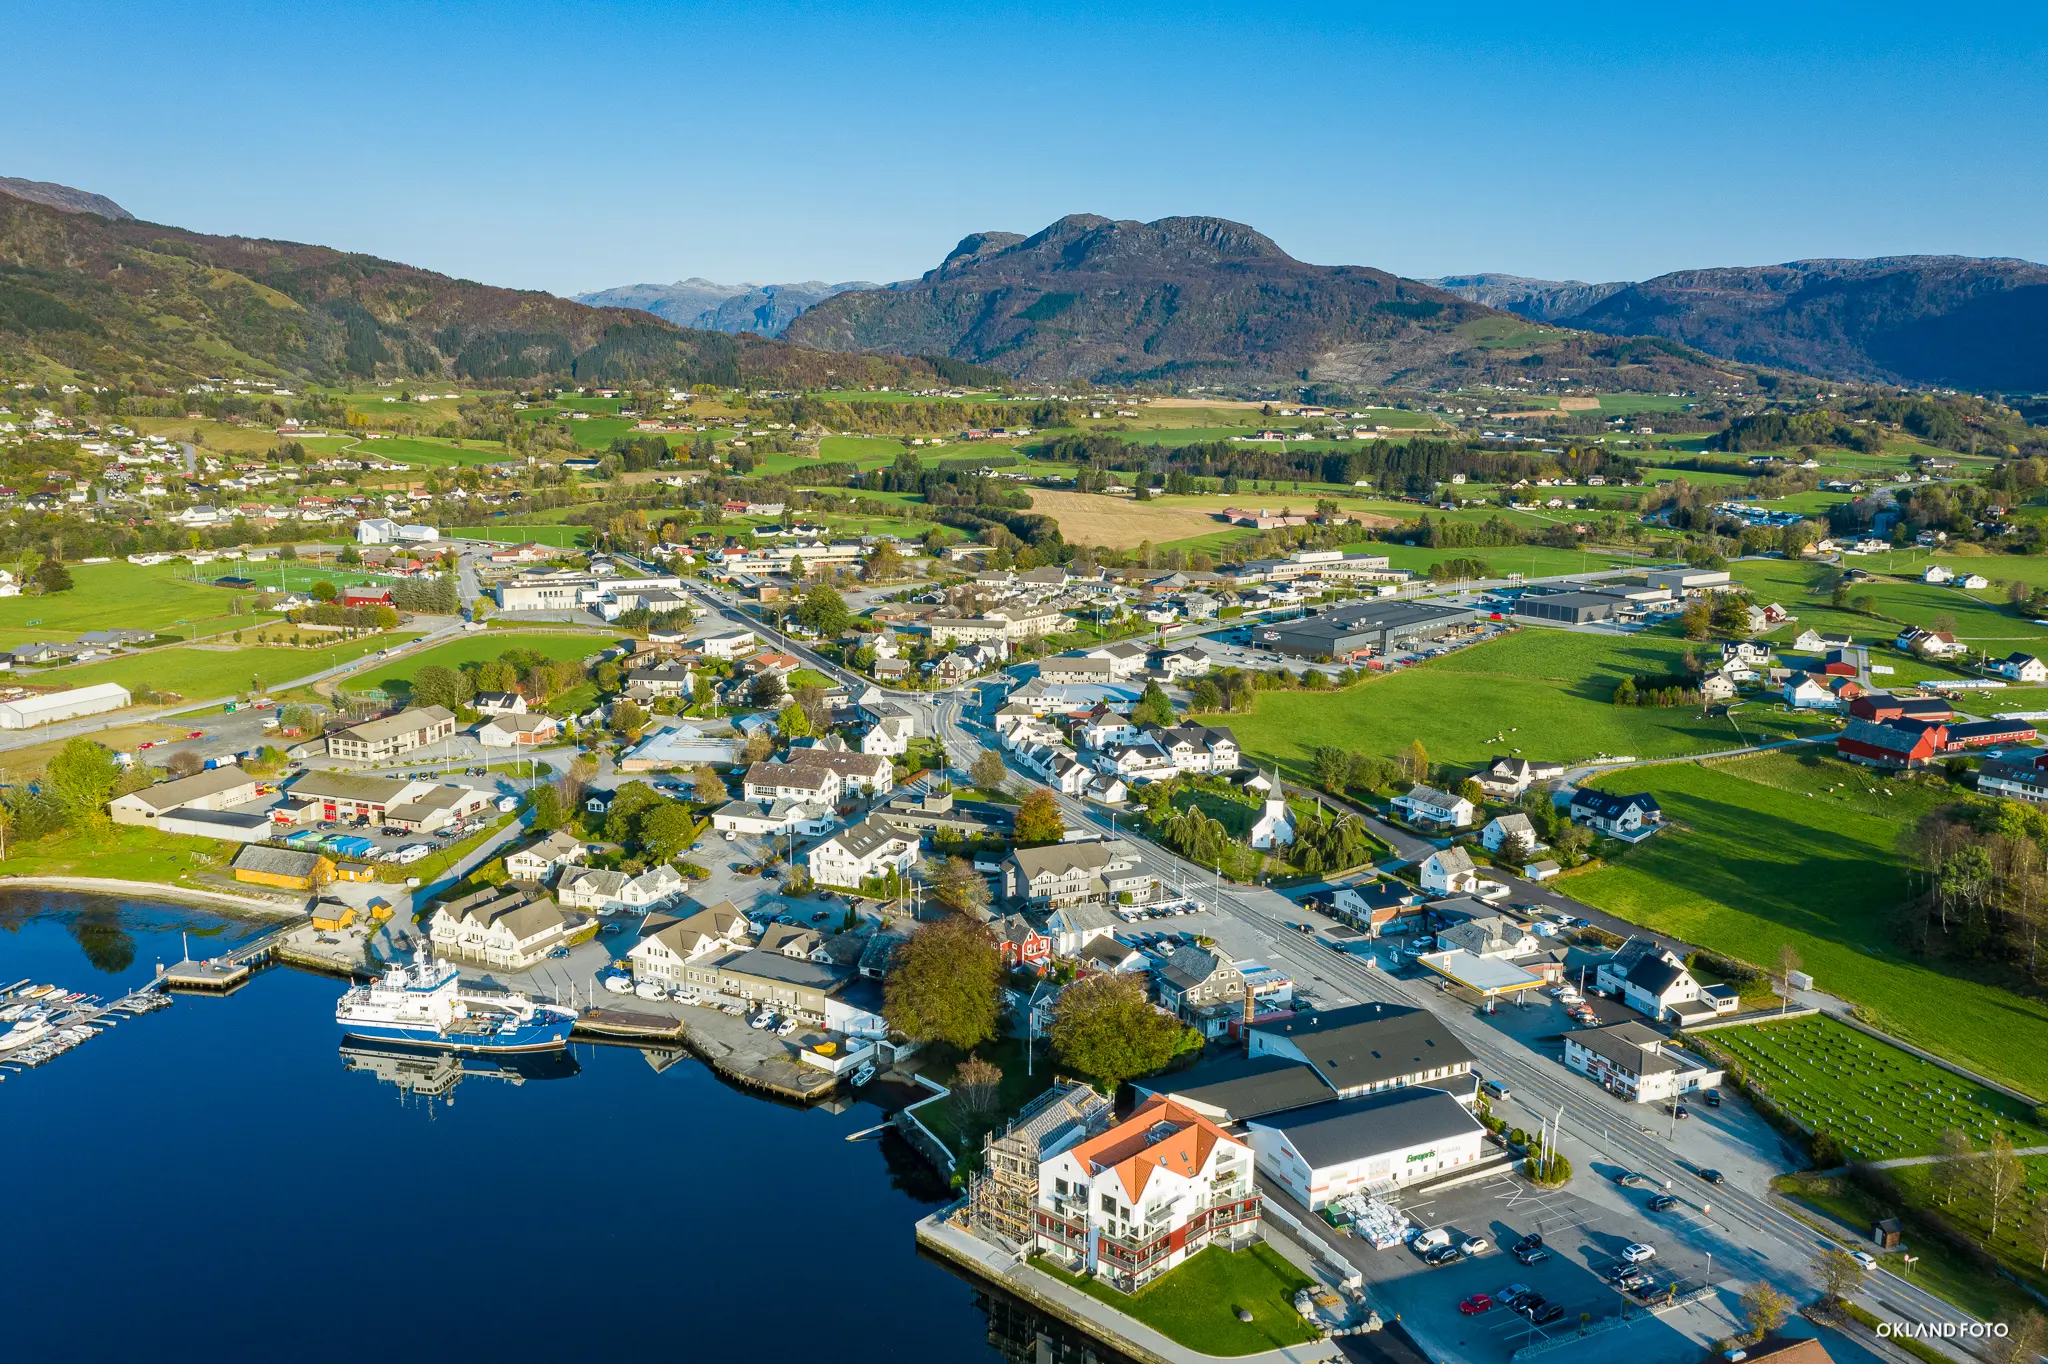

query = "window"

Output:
[[1102, 1194, 1118, 1214], [1056, 1179, 1069, 1196]]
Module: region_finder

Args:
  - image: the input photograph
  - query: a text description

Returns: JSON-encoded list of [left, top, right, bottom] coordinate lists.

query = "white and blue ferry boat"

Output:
[[336, 952, 577, 1053]]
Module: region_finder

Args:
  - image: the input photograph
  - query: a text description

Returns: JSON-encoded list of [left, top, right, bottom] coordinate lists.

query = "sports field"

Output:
[[1566, 751, 2048, 1094], [1204, 629, 1834, 775], [1706, 1015, 2045, 1161], [446, 524, 588, 548], [0, 559, 393, 642]]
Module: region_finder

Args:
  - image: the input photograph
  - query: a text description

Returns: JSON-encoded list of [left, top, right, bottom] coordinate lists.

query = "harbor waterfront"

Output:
[[0, 892, 1007, 1364]]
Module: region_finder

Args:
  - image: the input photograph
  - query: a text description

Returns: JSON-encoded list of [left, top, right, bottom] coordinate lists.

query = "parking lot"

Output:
[[1321, 1171, 1729, 1364]]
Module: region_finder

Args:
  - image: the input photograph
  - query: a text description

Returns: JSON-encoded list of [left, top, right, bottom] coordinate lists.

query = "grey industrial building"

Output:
[[1512, 589, 1628, 625], [1256, 601, 1475, 661]]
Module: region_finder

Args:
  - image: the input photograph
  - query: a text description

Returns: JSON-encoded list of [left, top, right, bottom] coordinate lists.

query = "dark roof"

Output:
[[717, 949, 847, 992], [1570, 789, 1661, 819], [1569, 1020, 1682, 1076], [1840, 718, 1938, 753], [1250, 1003, 1476, 1090], [1624, 953, 1689, 997], [232, 845, 327, 877], [1949, 719, 2038, 741], [1141, 1054, 1337, 1121], [1247, 1086, 1484, 1168]]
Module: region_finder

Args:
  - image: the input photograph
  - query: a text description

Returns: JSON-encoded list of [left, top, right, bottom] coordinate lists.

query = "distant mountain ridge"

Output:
[[0, 176, 131, 221], [1425, 273, 1628, 323], [574, 277, 875, 337], [1432, 257, 2048, 391], [784, 213, 1727, 390], [0, 184, 943, 390]]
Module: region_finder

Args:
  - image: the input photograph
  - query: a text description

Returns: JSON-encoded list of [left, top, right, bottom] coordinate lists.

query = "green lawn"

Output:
[[1204, 629, 1834, 776], [1567, 751, 2048, 1094], [1774, 1170, 2037, 1322], [336, 631, 608, 697], [1734, 558, 2048, 653], [28, 633, 421, 704], [1705, 1015, 2046, 1161], [444, 524, 588, 548], [1031, 1245, 1318, 1356], [0, 821, 240, 885], [352, 436, 510, 465]]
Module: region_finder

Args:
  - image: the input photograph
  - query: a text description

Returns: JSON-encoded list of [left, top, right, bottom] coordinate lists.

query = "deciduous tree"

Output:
[[929, 855, 992, 917], [1813, 1244, 1866, 1305], [692, 763, 727, 804], [953, 1055, 1003, 1125], [1739, 1280, 1791, 1344], [1050, 974, 1191, 1088], [883, 916, 1001, 1050], [46, 739, 120, 825], [970, 747, 1007, 791], [1016, 789, 1065, 845]]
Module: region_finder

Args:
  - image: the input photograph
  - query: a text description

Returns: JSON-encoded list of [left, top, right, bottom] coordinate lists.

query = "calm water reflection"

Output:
[[0, 894, 999, 1363]]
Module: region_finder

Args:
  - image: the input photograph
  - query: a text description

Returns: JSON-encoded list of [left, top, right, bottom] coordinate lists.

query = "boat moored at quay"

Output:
[[335, 953, 577, 1053]]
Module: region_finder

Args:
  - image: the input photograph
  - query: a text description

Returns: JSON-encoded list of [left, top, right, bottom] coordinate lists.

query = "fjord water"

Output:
[[0, 895, 998, 1363]]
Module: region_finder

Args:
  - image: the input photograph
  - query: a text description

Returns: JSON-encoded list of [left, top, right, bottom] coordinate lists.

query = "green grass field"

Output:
[[1565, 751, 2048, 1094], [0, 821, 238, 885], [1204, 629, 1835, 776], [1734, 558, 2048, 657], [0, 560, 426, 645], [1031, 1246, 1318, 1355], [333, 631, 608, 697], [1706, 1015, 2045, 1161], [445, 524, 589, 548], [351, 435, 509, 466], [30, 633, 424, 704]]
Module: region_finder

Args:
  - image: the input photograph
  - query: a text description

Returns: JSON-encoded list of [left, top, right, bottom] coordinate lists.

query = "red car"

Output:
[[1458, 1294, 1494, 1316], [187, 730, 205, 739], [138, 741, 156, 749]]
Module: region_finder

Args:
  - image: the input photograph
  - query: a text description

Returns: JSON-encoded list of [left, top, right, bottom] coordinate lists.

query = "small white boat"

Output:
[[850, 1063, 875, 1087], [0, 1003, 26, 1022]]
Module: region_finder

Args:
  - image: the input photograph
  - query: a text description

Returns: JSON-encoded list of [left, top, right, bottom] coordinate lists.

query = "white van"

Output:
[[1482, 1079, 1511, 1101], [1410, 1227, 1451, 1252]]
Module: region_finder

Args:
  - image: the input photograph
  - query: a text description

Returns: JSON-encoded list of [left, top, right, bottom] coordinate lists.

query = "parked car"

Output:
[[1616, 1171, 1644, 1186], [1513, 1243, 1550, 1265], [1458, 1294, 1494, 1316], [1705, 1090, 1721, 1108], [1423, 1244, 1460, 1267], [1528, 1302, 1565, 1325], [1513, 1294, 1549, 1319], [1621, 1243, 1657, 1264], [1496, 1285, 1533, 1310], [1458, 1237, 1489, 1257], [1409, 1227, 1451, 1252]]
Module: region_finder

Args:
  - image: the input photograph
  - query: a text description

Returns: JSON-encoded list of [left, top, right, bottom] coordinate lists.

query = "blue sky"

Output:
[[6, 1, 2045, 296]]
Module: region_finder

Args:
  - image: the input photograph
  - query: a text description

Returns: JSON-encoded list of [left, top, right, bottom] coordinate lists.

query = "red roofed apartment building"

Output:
[[1033, 1096, 1263, 1292]]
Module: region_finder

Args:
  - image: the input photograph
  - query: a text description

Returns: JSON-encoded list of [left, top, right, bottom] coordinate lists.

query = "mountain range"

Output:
[[1429, 258, 2048, 391], [0, 182, 938, 391], [781, 214, 1725, 390], [574, 277, 875, 338]]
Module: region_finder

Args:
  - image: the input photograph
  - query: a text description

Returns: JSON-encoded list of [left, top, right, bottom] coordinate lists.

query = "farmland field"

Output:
[[1704, 1015, 2045, 1161], [1203, 629, 1835, 775], [1565, 751, 2048, 1094]]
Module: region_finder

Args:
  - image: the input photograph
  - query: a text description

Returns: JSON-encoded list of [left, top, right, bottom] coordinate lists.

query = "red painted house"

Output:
[[342, 586, 395, 608], [1850, 693, 1954, 723], [988, 913, 1052, 971]]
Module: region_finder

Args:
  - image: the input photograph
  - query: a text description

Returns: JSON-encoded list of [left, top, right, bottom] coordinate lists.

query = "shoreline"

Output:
[[0, 875, 306, 920]]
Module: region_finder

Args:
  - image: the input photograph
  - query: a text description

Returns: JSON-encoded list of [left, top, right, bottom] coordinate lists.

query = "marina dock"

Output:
[[157, 917, 309, 994], [575, 1007, 689, 1041]]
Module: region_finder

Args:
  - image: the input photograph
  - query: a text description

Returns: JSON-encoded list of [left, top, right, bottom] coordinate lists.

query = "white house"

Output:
[[1479, 812, 1542, 856], [627, 901, 755, 988], [1033, 1097, 1261, 1292], [1566, 790, 1662, 839], [479, 713, 562, 748], [428, 888, 576, 969], [1564, 1020, 1724, 1104], [1783, 675, 1839, 710], [1595, 939, 1703, 1021], [1391, 784, 1475, 830], [474, 691, 527, 717], [1923, 565, 1954, 584], [504, 829, 584, 884], [700, 630, 759, 659], [1994, 653, 2048, 684], [1417, 846, 1478, 896], [806, 815, 921, 888], [710, 797, 835, 837], [1794, 629, 1854, 653]]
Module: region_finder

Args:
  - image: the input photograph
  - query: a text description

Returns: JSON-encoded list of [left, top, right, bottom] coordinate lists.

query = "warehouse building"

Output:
[[1255, 602, 1475, 661], [109, 766, 263, 827], [1511, 589, 1627, 625], [0, 682, 131, 728]]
